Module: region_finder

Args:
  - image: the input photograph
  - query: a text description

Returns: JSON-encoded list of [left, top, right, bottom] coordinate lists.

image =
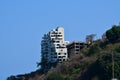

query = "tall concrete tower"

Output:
[[41, 27, 68, 64]]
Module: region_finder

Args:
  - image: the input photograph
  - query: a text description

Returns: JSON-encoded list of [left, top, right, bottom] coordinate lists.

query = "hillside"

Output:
[[41, 40, 120, 80], [7, 25, 120, 80], [7, 40, 120, 80]]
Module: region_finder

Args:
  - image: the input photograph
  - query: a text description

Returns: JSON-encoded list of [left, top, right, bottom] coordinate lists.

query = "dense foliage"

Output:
[[106, 25, 120, 42], [44, 42, 120, 80]]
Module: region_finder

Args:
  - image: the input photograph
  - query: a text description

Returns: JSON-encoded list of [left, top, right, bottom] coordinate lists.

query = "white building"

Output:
[[41, 27, 69, 63]]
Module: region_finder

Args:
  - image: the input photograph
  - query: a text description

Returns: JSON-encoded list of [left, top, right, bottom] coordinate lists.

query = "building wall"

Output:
[[67, 41, 87, 57], [41, 27, 68, 63]]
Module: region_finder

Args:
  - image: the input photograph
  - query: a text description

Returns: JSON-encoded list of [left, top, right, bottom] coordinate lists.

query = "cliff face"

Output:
[[7, 40, 120, 80]]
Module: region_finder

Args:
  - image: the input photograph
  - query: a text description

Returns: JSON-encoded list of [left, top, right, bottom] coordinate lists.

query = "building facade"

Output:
[[67, 41, 87, 57], [41, 27, 68, 63]]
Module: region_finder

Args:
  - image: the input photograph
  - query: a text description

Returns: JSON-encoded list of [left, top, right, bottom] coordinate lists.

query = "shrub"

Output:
[[46, 72, 64, 80], [87, 43, 101, 56], [115, 45, 120, 53]]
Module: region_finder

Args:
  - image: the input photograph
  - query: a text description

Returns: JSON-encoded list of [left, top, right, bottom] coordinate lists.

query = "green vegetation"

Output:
[[45, 72, 65, 80], [44, 42, 120, 80], [87, 43, 101, 56], [106, 25, 120, 42]]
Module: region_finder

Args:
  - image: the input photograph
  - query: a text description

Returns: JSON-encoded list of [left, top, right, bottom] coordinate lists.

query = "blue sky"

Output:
[[0, 0, 120, 80]]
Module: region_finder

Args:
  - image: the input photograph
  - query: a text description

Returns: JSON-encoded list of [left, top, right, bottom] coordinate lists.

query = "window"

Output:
[[58, 53, 61, 55], [52, 38, 55, 41], [52, 41, 55, 43], [58, 56, 62, 58], [54, 56, 57, 58], [76, 46, 79, 48], [56, 41, 60, 43], [76, 49, 80, 51], [58, 59, 62, 61], [57, 44, 60, 46], [63, 59, 65, 61], [56, 47, 59, 48], [58, 35, 62, 37], [62, 56, 66, 57], [51, 31, 55, 34], [51, 48, 55, 52], [51, 35, 55, 37], [59, 32, 61, 34], [45, 52, 48, 54], [64, 53, 66, 55], [76, 43, 79, 45]]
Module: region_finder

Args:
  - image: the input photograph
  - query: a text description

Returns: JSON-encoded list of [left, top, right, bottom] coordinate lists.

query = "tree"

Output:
[[46, 72, 65, 80], [86, 34, 96, 44], [106, 25, 120, 42], [7, 75, 16, 80]]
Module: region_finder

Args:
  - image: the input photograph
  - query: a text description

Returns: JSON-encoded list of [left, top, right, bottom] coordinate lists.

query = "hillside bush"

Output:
[[87, 43, 101, 56], [45, 72, 65, 80]]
